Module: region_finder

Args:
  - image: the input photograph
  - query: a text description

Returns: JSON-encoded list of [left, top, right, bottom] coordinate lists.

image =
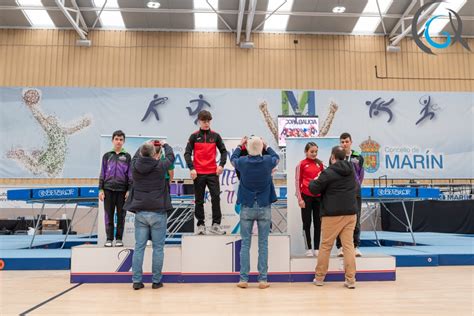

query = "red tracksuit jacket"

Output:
[[184, 129, 227, 174]]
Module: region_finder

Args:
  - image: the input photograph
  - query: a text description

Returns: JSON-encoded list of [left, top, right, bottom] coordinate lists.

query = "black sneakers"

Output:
[[133, 282, 163, 290], [133, 282, 144, 290], [152, 282, 163, 289]]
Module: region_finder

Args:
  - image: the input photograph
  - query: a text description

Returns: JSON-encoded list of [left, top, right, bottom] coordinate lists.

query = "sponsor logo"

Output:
[[412, 0, 471, 54], [38, 188, 75, 198]]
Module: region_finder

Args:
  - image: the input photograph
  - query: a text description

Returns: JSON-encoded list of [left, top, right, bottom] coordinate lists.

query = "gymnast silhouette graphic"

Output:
[[6, 88, 92, 177]]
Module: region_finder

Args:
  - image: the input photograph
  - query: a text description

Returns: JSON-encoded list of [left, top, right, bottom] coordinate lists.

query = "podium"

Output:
[[71, 235, 396, 283]]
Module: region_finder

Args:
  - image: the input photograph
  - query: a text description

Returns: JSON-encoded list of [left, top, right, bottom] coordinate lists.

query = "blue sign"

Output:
[[361, 187, 373, 198], [32, 187, 79, 200], [373, 187, 417, 198], [79, 187, 99, 198], [7, 189, 32, 201], [417, 188, 441, 199]]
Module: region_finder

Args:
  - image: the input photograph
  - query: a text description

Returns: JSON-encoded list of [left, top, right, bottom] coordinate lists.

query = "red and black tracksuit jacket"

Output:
[[184, 129, 227, 174]]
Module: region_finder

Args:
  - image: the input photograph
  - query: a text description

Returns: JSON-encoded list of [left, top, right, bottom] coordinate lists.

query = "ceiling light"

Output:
[[16, 0, 56, 28], [352, 0, 393, 34], [332, 6, 346, 13], [92, 0, 126, 29], [193, 0, 218, 30], [263, 0, 294, 31], [146, 1, 161, 9], [194, 0, 217, 10]]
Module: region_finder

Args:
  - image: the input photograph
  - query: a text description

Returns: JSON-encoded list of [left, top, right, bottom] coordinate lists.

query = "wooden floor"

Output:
[[1, 267, 473, 315]]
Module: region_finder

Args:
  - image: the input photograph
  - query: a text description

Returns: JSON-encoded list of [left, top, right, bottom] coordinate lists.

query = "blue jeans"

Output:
[[132, 211, 167, 283], [239, 203, 271, 282]]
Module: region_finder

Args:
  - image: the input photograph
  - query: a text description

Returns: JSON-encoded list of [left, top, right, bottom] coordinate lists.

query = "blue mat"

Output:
[[0, 235, 97, 250], [0, 249, 71, 270], [358, 232, 473, 266]]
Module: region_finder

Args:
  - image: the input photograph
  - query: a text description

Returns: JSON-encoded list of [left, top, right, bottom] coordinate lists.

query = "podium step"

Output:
[[71, 235, 396, 283]]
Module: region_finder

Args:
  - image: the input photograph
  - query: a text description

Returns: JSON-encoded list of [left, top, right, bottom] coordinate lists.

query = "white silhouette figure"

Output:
[[6, 88, 92, 177]]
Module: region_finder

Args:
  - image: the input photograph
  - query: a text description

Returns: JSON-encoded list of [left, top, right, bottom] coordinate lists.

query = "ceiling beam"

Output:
[[54, 0, 87, 40], [389, 0, 418, 37], [71, 0, 88, 31], [390, 1, 440, 46], [253, 0, 287, 32], [245, 0, 257, 42], [5, 5, 473, 20], [206, 0, 233, 33], [236, 0, 246, 44], [375, 0, 387, 35]]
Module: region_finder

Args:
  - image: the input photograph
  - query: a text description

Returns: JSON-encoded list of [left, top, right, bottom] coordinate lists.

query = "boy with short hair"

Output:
[[99, 130, 132, 247], [184, 110, 227, 235]]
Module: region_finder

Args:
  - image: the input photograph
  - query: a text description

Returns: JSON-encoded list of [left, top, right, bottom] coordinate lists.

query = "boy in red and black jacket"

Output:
[[184, 110, 227, 235]]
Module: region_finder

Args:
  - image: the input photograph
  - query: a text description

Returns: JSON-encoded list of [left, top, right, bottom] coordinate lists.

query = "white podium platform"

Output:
[[71, 235, 396, 283]]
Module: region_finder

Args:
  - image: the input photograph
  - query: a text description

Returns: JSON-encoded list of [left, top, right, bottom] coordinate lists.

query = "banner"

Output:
[[277, 116, 319, 146], [0, 87, 472, 179]]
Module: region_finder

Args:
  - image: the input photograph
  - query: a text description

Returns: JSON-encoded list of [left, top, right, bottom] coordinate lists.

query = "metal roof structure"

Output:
[[0, 0, 472, 48]]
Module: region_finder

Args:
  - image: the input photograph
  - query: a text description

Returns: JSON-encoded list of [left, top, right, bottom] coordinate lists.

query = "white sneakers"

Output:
[[196, 225, 206, 235], [196, 224, 226, 235], [305, 249, 319, 257], [105, 240, 124, 247], [313, 278, 324, 286], [236, 281, 270, 289], [314, 278, 356, 289], [337, 248, 363, 257], [209, 223, 226, 235]]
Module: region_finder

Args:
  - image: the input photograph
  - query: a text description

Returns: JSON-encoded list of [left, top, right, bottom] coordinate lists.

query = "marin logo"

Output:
[[412, 0, 471, 55]]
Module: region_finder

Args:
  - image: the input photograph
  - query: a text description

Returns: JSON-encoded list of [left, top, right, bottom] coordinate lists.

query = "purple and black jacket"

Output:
[[99, 149, 132, 192]]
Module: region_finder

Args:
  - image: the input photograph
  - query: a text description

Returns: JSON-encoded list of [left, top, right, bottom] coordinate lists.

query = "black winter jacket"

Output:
[[124, 144, 175, 213], [309, 160, 357, 217]]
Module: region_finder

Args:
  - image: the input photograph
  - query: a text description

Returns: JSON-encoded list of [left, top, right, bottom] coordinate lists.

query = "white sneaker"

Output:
[[196, 225, 206, 235], [115, 240, 123, 247], [344, 281, 356, 289], [355, 248, 362, 257], [104, 240, 112, 247], [337, 248, 344, 257], [313, 278, 324, 286], [305, 249, 314, 257], [209, 223, 226, 235], [146, 240, 152, 246], [314, 250, 319, 257]]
